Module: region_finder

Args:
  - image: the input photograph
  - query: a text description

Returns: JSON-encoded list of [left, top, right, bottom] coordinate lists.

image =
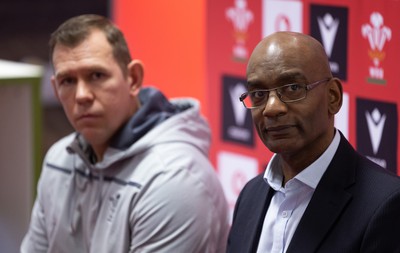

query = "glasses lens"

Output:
[[241, 95, 254, 108], [241, 83, 309, 108], [279, 84, 306, 102], [245, 90, 268, 108]]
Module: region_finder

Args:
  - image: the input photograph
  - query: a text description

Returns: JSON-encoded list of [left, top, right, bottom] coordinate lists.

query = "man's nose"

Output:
[[261, 90, 287, 117], [75, 81, 94, 103]]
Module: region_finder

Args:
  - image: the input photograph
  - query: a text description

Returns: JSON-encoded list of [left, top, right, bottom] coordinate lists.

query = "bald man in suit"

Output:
[[227, 32, 400, 253]]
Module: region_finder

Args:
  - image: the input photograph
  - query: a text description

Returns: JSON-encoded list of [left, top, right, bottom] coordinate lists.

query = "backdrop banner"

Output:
[[113, 0, 400, 216]]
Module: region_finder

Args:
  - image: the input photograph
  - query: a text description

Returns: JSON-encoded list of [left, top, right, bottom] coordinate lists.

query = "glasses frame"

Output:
[[239, 78, 331, 109]]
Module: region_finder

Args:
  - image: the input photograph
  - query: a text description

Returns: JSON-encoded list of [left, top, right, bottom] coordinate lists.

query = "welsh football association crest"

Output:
[[226, 0, 254, 62], [361, 12, 392, 85]]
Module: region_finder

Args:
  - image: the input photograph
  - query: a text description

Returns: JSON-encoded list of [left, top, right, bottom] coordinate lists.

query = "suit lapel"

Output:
[[286, 135, 357, 253], [247, 187, 275, 253], [233, 175, 275, 253]]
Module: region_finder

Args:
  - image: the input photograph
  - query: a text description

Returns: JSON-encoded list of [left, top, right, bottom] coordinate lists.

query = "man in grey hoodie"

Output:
[[21, 14, 229, 253]]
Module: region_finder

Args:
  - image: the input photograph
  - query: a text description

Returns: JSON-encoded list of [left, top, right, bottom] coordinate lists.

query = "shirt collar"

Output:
[[264, 129, 341, 190]]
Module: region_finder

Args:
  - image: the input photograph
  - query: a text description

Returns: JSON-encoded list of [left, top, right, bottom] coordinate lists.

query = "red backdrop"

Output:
[[113, 0, 400, 214]]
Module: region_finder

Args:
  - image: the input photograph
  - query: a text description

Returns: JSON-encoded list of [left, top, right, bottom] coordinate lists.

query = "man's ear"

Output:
[[51, 75, 61, 102], [328, 77, 343, 115], [127, 60, 144, 96]]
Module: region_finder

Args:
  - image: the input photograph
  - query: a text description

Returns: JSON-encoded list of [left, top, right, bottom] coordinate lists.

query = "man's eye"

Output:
[[59, 77, 75, 86], [251, 90, 267, 99], [287, 84, 301, 91], [91, 72, 104, 80]]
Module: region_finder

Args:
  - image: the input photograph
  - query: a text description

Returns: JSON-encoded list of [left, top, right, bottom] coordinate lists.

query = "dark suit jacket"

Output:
[[227, 133, 400, 253]]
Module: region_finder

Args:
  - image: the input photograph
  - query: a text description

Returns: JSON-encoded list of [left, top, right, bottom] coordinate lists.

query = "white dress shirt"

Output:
[[256, 130, 340, 253]]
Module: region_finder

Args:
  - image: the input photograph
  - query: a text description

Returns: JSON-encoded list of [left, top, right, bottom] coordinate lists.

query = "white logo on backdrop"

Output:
[[227, 82, 251, 141], [318, 13, 339, 57], [226, 0, 254, 61], [365, 108, 386, 155], [361, 12, 391, 80], [318, 13, 340, 73], [229, 83, 247, 126]]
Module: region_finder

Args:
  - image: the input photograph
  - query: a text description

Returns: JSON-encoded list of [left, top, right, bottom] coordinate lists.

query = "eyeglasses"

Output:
[[239, 78, 331, 109]]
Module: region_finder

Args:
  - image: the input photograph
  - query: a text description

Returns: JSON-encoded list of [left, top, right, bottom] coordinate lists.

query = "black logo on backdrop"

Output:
[[310, 4, 348, 81], [222, 75, 254, 147], [356, 98, 398, 173]]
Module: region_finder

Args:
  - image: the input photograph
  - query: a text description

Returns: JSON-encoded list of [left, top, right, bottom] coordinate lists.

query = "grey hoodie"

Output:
[[21, 87, 230, 253]]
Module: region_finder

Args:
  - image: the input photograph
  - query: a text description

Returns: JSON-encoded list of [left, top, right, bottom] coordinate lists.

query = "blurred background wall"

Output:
[[0, 0, 109, 251], [0, 0, 109, 157]]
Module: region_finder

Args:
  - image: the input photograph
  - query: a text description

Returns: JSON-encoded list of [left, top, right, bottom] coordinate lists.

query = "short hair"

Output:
[[49, 14, 132, 75]]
